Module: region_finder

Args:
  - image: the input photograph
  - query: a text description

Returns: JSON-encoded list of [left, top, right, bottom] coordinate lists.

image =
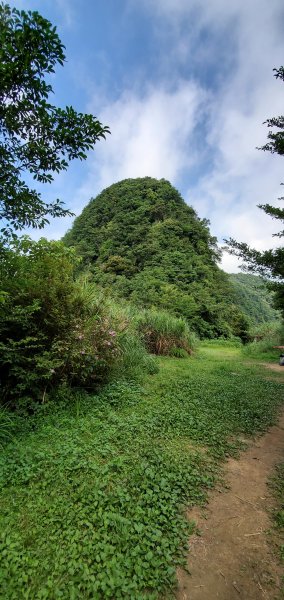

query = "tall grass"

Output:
[[101, 296, 198, 364], [0, 407, 17, 447], [135, 308, 198, 356], [112, 331, 159, 379]]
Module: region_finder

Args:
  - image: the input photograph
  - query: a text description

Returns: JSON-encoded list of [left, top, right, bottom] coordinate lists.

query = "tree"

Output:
[[0, 3, 109, 236], [225, 67, 284, 316]]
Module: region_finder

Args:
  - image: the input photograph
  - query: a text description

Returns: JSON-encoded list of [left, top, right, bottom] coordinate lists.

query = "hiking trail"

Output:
[[176, 366, 284, 600]]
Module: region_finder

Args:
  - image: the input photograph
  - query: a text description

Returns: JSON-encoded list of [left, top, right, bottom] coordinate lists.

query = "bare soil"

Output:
[[176, 369, 284, 600], [262, 363, 284, 374]]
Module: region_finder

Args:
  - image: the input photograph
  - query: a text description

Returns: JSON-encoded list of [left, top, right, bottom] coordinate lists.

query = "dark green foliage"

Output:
[[0, 238, 118, 405], [226, 67, 284, 317], [229, 273, 280, 325], [0, 3, 109, 235], [259, 67, 284, 157], [0, 347, 283, 598], [64, 177, 245, 338]]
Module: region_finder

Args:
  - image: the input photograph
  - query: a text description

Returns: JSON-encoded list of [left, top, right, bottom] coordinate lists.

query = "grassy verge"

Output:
[[269, 463, 284, 563], [0, 347, 283, 599]]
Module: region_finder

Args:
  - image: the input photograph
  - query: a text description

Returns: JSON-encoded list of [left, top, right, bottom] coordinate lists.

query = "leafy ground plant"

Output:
[[0, 347, 283, 598]]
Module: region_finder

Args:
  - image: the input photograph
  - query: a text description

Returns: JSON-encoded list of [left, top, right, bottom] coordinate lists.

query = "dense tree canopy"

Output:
[[0, 3, 109, 237], [229, 273, 280, 325], [226, 67, 284, 317], [64, 177, 248, 338]]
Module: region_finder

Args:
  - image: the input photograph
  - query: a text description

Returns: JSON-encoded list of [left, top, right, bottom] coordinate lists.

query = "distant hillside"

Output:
[[229, 273, 280, 325], [64, 177, 247, 338]]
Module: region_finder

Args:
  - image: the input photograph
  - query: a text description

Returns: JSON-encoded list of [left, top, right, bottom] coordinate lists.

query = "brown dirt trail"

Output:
[[176, 369, 284, 600]]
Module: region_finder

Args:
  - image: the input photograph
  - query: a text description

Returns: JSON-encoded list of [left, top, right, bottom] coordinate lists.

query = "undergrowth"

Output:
[[242, 321, 284, 361], [0, 348, 283, 599]]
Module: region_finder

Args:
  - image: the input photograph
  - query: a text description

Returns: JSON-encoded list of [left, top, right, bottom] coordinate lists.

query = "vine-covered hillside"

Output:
[[63, 177, 246, 337]]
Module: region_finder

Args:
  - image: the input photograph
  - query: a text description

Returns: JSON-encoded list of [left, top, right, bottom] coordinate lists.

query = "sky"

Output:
[[15, 0, 284, 272]]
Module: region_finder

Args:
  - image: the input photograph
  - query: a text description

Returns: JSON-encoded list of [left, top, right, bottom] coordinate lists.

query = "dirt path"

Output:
[[176, 373, 284, 600]]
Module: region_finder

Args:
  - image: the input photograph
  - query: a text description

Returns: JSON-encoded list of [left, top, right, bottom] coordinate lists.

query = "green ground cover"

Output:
[[269, 463, 284, 564], [0, 347, 283, 599]]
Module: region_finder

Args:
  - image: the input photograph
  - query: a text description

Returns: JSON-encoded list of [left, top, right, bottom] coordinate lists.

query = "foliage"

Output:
[[63, 177, 247, 339], [242, 321, 284, 359], [0, 406, 18, 447], [135, 308, 196, 356], [112, 331, 159, 379], [0, 3, 109, 236], [0, 238, 119, 405], [0, 347, 283, 598], [259, 67, 284, 158], [229, 273, 281, 326], [201, 337, 242, 348], [169, 347, 189, 358], [225, 67, 284, 317]]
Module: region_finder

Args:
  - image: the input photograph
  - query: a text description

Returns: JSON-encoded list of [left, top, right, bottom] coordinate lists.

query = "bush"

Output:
[[135, 308, 197, 356], [0, 238, 119, 406]]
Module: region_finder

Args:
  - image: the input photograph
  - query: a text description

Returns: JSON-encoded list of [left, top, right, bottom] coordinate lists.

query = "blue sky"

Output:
[[16, 0, 284, 271]]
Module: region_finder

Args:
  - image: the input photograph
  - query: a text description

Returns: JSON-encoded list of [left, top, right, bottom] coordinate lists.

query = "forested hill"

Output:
[[229, 273, 280, 325], [63, 177, 247, 338]]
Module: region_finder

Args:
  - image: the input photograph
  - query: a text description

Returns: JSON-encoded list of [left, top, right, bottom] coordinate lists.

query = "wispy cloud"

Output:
[[78, 82, 206, 200], [132, 0, 284, 271]]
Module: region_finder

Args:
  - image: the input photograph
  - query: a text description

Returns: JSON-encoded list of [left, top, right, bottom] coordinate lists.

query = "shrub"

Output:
[[0, 238, 119, 406]]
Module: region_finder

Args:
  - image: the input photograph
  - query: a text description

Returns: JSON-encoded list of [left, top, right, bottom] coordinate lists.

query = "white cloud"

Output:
[[78, 82, 205, 200], [138, 0, 284, 273]]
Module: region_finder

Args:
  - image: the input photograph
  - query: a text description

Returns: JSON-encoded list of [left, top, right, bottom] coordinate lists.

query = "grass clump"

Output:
[[0, 346, 283, 598], [113, 331, 159, 379], [136, 308, 197, 356], [0, 406, 19, 447]]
